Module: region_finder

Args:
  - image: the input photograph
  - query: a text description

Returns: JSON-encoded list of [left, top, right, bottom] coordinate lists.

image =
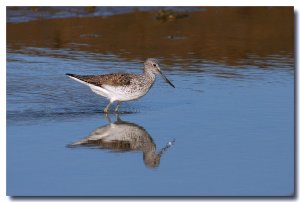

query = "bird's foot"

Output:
[[114, 101, 121, 113]]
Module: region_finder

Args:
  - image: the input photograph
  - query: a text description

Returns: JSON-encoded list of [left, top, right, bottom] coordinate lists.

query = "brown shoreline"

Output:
[[7, 7, 294, 67]]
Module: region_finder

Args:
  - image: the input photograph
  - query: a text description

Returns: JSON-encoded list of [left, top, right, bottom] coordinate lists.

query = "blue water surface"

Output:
[[7, 46, 294, 196]]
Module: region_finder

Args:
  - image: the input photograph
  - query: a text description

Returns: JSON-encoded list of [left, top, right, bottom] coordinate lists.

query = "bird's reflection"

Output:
[[68, 115, 175, 169]]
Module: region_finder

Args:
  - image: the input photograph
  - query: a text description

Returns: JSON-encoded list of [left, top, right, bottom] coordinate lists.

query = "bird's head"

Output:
[[144, 58, 175, 88]]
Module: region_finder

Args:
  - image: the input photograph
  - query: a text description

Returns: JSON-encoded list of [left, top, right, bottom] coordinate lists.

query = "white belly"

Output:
[[101, 84, 149, 102]]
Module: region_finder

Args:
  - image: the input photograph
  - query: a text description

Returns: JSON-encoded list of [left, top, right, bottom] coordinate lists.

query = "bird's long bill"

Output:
[[159, 70, 175, 88]]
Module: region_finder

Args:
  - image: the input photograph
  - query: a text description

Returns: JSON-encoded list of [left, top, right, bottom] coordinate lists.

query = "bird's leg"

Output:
[[114, 101, 121, 113], [104, 101, 112, 113], [116, 114, 122, 122], [104, 113, 112, 123]]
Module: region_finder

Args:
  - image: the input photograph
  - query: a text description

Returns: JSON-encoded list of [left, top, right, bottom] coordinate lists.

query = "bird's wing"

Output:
[[66, 73, 133, 87]]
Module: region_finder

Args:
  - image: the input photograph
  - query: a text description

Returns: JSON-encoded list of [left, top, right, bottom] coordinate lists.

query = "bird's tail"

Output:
[[65, 73, 87, 85], [66, 73, 76, 77]]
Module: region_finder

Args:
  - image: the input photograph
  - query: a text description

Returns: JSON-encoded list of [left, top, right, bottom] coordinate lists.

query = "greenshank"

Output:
[[66, 58, 175, 113]]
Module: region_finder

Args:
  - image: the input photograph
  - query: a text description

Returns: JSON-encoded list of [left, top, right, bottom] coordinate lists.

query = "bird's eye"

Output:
[[153, 64, 157, 67]]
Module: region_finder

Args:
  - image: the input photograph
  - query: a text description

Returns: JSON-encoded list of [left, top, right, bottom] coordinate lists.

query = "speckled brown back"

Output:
[[67, 73, 134, 87]]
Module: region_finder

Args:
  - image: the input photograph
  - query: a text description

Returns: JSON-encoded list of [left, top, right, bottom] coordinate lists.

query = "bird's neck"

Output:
[[143, 68, 156, 81]]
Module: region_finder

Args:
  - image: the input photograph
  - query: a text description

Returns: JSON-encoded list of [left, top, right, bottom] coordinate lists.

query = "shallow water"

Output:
[[7, 7, 294, 196]]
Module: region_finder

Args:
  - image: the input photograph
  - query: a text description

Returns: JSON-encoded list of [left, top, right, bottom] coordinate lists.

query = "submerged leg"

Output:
[[104, 113, 112, 123], [104, 101, 113, 113], [114, 101, 121, 112], [115, 113, 122, 122]]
